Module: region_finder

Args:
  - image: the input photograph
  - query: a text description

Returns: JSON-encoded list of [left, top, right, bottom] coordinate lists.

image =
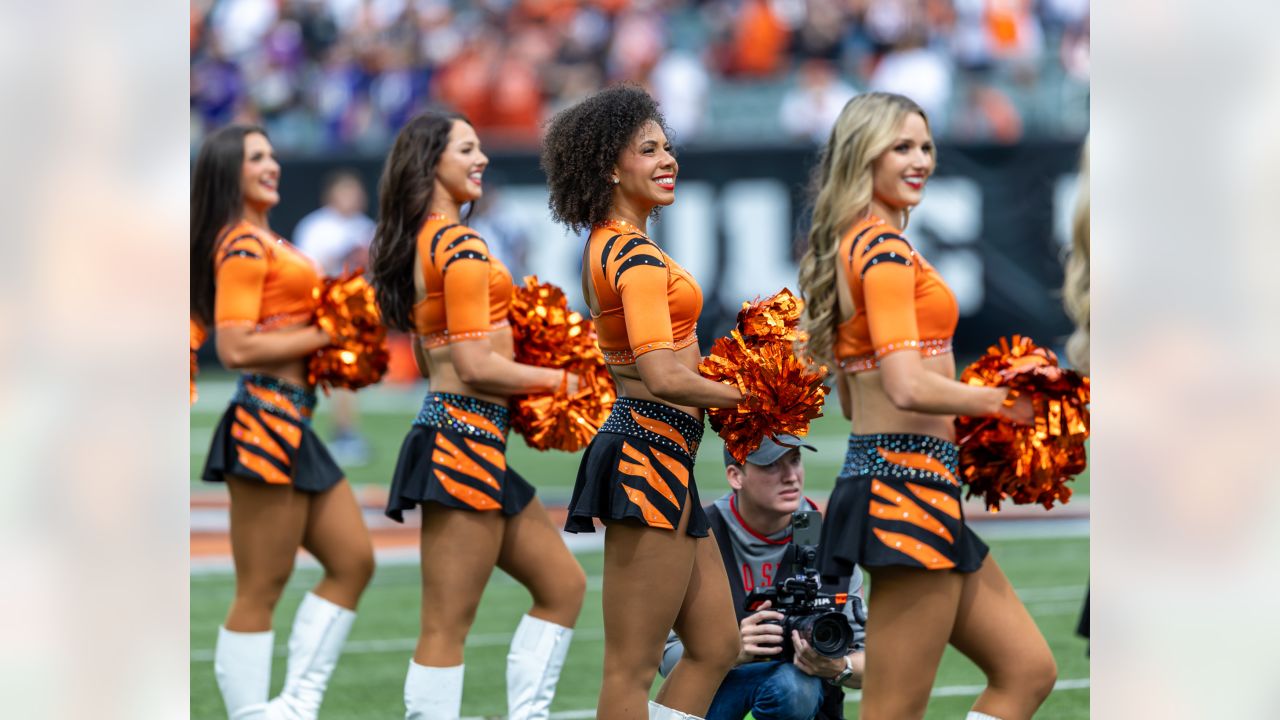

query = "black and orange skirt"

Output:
[[202, 374, 344, 493], [819, 433, 988, 574], [385, 392, 534, 521], [565, 398, 708, 537]]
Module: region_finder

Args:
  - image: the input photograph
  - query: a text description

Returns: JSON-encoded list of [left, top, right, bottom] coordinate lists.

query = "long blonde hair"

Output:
[[798, 92, 929, 369], [1062, 136, 1089, 373]]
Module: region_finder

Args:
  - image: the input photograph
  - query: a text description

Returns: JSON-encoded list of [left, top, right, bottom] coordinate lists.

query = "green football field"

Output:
[[191, 375, 1089, 718], [190, 536, 1090, 718]]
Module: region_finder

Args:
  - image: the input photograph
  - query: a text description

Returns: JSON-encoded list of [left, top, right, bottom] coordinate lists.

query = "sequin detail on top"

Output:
[[417, 320, 512, 349], [599, 397, 704, 461], [838, 337, 953, 372], [412, 392, 510, 445], [601, 329, 699, 365], [232, 373, 317, 425], [840, 433, 959, 488]]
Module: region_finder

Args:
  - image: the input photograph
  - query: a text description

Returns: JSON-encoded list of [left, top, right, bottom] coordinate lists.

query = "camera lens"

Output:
[[796, 612, 854, 658]]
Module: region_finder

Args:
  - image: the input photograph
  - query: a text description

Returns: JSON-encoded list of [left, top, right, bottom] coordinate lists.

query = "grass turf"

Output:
[[190, 536, 1089, 719]]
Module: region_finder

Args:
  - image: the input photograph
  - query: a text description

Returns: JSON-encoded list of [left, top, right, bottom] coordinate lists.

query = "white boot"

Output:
[[405, 661, 464, 719], [214, 626, 274, 720], [648, 701, 703, 720], [263, 592, 356, 720], [966, 713, 1004, 720], [507, 614, 573, 720]]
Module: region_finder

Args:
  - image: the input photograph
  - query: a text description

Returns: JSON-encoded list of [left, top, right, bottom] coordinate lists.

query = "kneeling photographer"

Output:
[[660, 435, 866, 720]]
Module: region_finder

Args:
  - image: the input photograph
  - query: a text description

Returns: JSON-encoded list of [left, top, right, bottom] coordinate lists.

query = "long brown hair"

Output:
[[368, 110, 470, 332], [1063, 137, 1090, 373], [190, 124, 267, 326], [797, 93, 929, 369]]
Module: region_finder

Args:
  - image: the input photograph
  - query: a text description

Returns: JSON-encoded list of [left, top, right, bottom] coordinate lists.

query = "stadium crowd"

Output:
[[191, 0, 1088, 152]]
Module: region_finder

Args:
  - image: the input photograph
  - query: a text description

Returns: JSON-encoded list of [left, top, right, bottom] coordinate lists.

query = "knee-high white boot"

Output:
[[649, 701, 704, 720], [404, 661, 464, 719], [507, 614, 573, 720], [263, 592, 356, 720], [214, 626, 274, 720]]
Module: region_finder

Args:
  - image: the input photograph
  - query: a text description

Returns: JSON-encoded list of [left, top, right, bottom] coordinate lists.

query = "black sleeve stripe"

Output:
[[429, 223, 461, 262], [613, 235, 658, 263], [614, 253, 667, 287], [861, 232, 912, 256], [599, 233, 627, 270], [846, 225, 878, 267], [860, 252, 912, 277], [443, 250, 489, 270], [444, 233, 483, 253]]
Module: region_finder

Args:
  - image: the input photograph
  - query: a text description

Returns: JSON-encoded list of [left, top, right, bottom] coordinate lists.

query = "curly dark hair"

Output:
[[540, 85, 669, 234]]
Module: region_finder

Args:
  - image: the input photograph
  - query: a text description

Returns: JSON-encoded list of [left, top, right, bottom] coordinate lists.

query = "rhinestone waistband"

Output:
[[232, 373, 317, 423], [413, 391, 510, 444], [599, 397, 704, 460], [840, 432, 959, 483]]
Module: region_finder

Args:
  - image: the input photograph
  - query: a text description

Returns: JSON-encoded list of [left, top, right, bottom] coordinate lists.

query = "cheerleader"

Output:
[[192, 125, 374, 720], [368, 110, 586, 720], [540, 85, 742, 720], [797, 92, 1057, 720]]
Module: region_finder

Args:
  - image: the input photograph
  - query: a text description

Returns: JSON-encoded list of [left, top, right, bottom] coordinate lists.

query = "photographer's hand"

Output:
[[791, 632, 851, 682], [737, 600, 785, 665]]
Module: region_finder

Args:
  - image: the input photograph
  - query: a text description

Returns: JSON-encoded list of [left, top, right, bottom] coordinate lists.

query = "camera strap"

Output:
[[705, 505, 749, 622]]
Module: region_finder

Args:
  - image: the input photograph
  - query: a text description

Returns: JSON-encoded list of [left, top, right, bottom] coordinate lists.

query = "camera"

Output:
[[745, 511, 856, 662]]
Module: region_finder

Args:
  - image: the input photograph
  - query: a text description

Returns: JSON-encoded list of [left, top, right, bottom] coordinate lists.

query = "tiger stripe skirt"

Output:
[[819, 433, 989, 574], [565, 398, 708, 537], [202, 373, 344, 493], [385, 392, 535, 522]]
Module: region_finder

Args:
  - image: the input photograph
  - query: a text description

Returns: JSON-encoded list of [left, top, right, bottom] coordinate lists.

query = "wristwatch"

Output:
[[827, 655, 854, 687]]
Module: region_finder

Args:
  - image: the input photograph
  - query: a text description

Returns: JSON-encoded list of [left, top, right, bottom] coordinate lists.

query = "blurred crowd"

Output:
[[190, 0, 1089, 152]]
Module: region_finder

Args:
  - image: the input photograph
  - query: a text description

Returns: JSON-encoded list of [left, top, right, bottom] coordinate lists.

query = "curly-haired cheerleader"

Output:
[[797, 93, 1057, 720], [193, 125, 374, 720], [368, 110, 586, 720], [541, 85, 743, 720]]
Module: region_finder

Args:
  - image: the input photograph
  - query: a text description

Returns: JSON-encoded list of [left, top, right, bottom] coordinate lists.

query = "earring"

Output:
[[611, 177, 619, 185]]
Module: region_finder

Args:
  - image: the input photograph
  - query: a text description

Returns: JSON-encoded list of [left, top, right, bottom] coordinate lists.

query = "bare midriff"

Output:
[[849, 352, 957, 441], [605, 343, 704, 422]]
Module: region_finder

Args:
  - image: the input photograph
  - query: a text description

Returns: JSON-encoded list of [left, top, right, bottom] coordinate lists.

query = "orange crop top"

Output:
[[214, 220, 321, 331], [834, 216, 958, 373], [412, 216, 513, 348], [583, 221, 703, 365]]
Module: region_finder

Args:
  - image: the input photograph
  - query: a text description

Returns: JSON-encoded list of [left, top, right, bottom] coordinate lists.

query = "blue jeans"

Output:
[[706, 661, 825, 720]]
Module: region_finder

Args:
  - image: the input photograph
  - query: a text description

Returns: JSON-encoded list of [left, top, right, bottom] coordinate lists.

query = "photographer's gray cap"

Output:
[[723, 434, 817, 467]]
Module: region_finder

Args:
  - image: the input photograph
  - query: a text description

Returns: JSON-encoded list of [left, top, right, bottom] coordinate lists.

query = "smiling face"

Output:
[[433, 119, 488, 205], [730, 449, 806, 518], [612, 120, 678, 213], [870, 112, 934, 212], [240, 132, 280, 212]]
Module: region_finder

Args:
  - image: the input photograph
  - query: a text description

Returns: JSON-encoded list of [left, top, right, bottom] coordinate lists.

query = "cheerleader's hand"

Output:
[[999, 390, 1034, 426]]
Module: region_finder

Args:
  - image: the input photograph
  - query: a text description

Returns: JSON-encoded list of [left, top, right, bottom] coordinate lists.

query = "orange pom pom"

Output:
[[954, 335, 1091, 510], [508, 276, 617, 451], [191, 317, 207, 404], [700, 288, 829, 464], [307, 269, 389, 392]]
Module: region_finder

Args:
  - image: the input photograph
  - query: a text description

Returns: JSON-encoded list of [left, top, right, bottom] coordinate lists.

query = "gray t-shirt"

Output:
[[660, 493, 866, 677]]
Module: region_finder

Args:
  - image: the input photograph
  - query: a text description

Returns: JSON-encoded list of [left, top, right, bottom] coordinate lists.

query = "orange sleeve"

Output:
[[858, 235, 920, 358], [608, 236, 675, 357], [437, 231, 493, 342], [214, 232, 269, 328]]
